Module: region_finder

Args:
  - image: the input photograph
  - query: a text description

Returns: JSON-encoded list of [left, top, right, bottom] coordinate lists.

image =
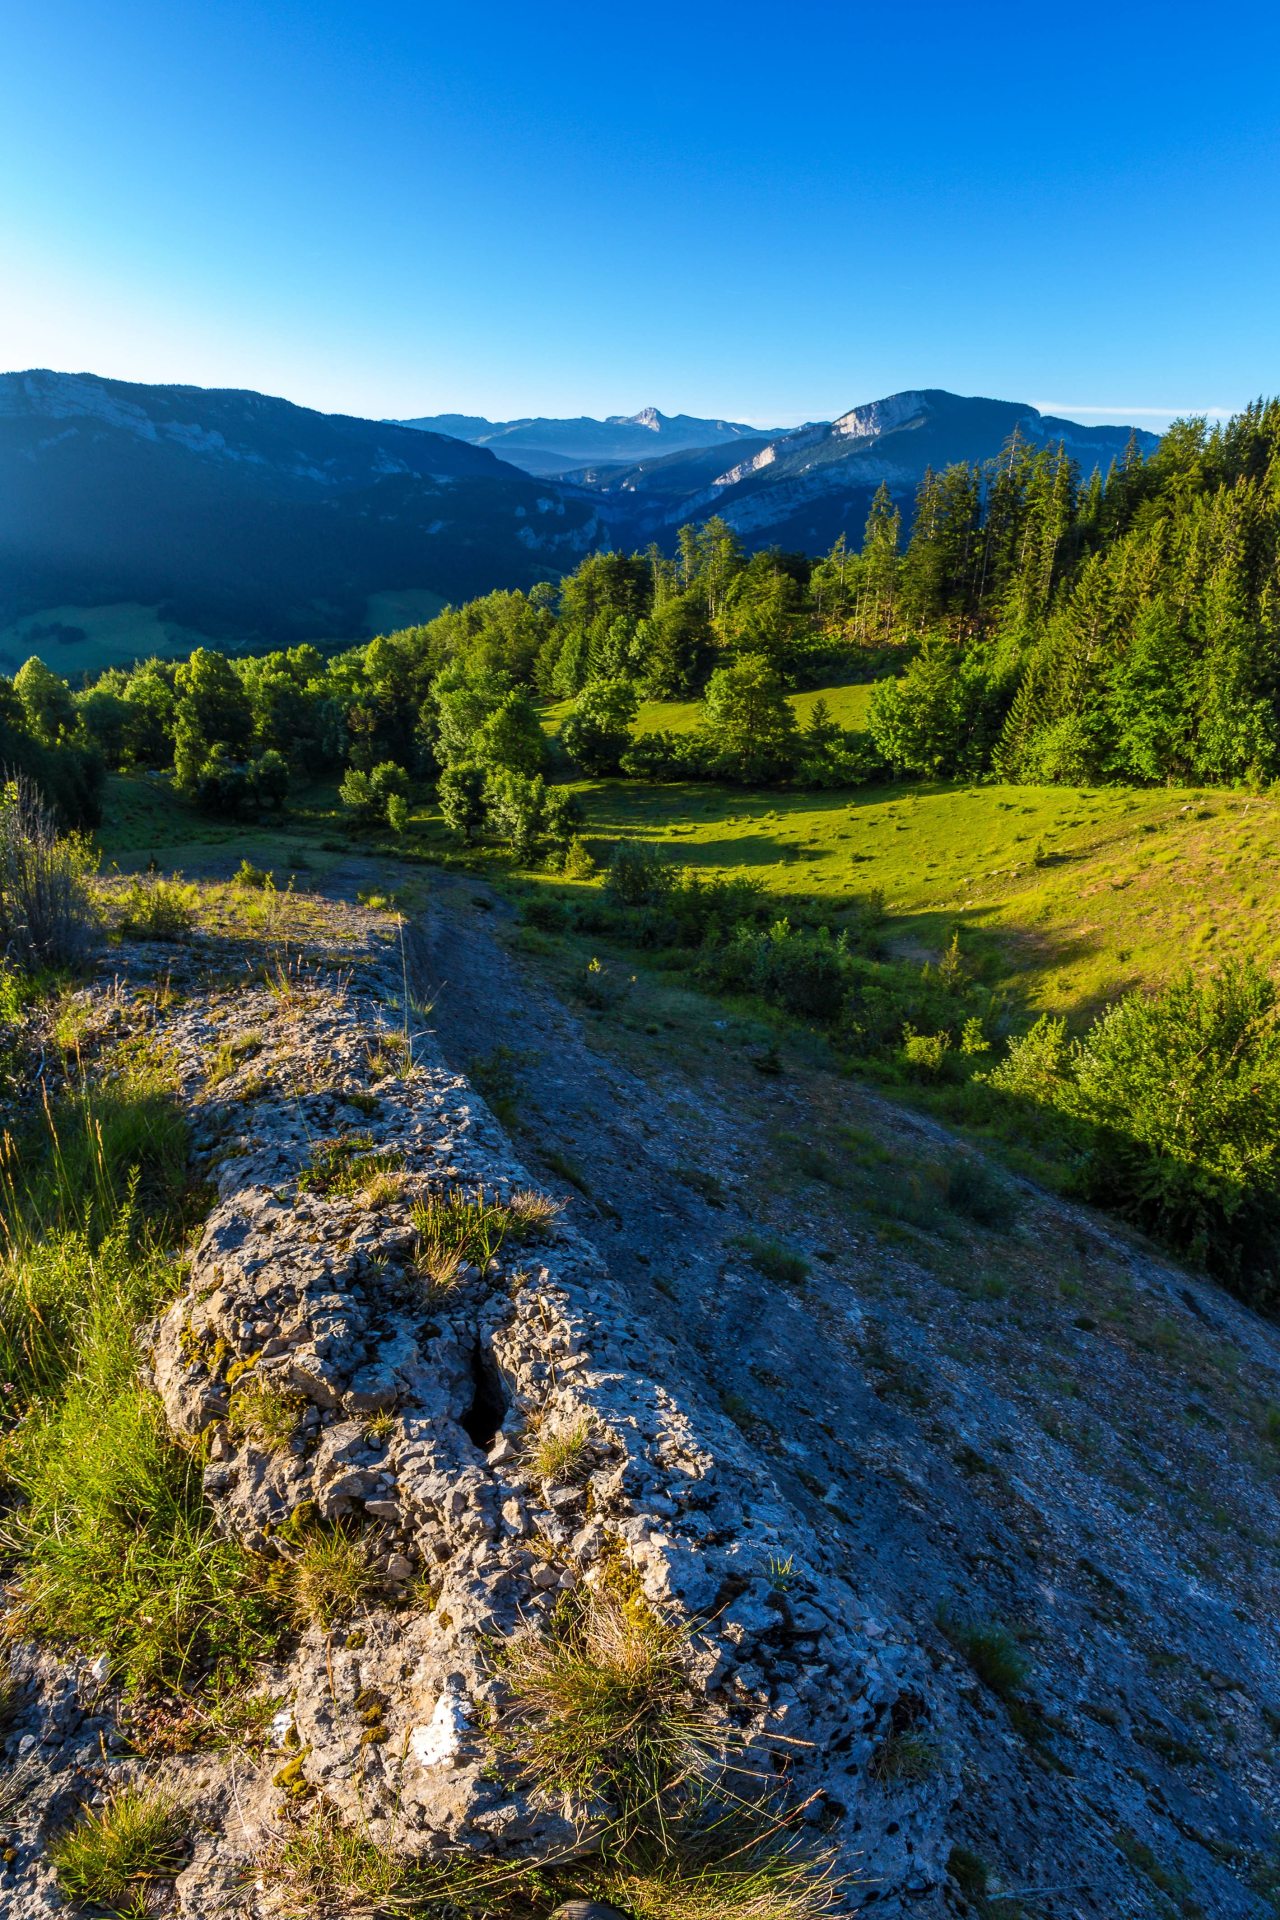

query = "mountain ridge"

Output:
[[0, 371, 1163, 665], [398, 405, 779, 477], [0, 369, 602, 651]]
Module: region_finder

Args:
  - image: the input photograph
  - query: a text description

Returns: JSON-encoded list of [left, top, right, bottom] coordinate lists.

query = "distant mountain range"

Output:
[[0, 372, 1162, 669], [398, 407, 778, 478], [568, 390, 1162, 552], [0, 371, 603, 659]]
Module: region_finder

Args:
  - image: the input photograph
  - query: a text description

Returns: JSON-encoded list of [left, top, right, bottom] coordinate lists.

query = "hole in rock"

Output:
[[460, 1342, 507, 1451]]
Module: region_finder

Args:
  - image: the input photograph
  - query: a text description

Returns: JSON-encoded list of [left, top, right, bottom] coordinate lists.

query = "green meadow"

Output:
[[97, 750, 1280, 1029]]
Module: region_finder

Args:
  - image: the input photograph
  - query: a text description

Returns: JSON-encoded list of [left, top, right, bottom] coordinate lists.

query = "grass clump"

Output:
[[869, 1729, 942, 1782], [599, 1817, 840, 1920], [0, 1042, 276, 1694], [939, 1609, 1031, 1702], [52, 1784, 188, 1915], [228, 1377, 304, 1452], [297, 1132, 403, 1201], [272, 1797, 555, 1919], [467, 1044, 527, 1126], [526, 1413, 595, 1486], [734, 1231, 810, 1289], [496, 1580, 713, 1816], [275, 1525, 380, 1631], [411, 1183, 559, 1289], [944, 1154, 1020, 1231]]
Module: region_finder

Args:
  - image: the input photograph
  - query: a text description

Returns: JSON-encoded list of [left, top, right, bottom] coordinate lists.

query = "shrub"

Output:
[[899, 1025, 953, 1080], [118, 873, 198, 941], [606, 841, 677, 910], [559, 833, 598, 881], [0, 775, 96, 969], [982, 1014, 1071, 1101], [983, 964, 1280, 1303], [1069, 962, 1280, 1293], [339, 760, 409, 828], [52, 1785, 188, 1912]]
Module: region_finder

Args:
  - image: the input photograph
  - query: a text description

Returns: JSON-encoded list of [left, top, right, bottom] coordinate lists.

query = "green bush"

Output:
[[1071, 962, 1280, 1299], [983, 962, 1280, 1304]]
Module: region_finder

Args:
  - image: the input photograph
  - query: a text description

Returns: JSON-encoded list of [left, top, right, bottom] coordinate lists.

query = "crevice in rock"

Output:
[[459, 1340, 507, 1451]]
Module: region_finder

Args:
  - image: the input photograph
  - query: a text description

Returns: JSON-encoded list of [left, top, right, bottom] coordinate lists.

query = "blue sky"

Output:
[[2, 1, 1278, 429]]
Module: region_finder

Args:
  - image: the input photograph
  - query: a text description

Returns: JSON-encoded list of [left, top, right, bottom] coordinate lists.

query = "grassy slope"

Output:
[[97, 750, 1280, 1027], [0, 603, 216, 678], [2, 589, 443, 679], [556, 776, 1280, 1021]]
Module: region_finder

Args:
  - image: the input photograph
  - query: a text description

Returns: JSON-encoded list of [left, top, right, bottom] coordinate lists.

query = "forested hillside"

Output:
[[21, 398, 1280, 808]]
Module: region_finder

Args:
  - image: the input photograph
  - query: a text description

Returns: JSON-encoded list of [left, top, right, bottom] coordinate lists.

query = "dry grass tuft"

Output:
[[496, 1581, 712, 1814], [526, 1412, 596, 1487], [228, 1377, 304, 1452], [276, 1527, 381, 1631]]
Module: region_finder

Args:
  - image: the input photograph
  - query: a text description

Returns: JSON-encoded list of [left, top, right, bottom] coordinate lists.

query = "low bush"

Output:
[[982, 961, 1280, 1306], [118, 872, 198, 941], [0, 775, 96, 969]]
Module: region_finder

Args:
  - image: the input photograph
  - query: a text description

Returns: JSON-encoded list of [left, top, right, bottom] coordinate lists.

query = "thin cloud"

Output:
[[1037, 402, 1236, 420]]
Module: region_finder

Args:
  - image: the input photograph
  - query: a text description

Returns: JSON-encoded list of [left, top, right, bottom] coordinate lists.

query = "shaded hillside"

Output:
[[0, 371, 602, 648]]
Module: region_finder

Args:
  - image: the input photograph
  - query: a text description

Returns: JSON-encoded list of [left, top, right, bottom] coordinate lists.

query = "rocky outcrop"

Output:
[[1, 928, 955, 1916]]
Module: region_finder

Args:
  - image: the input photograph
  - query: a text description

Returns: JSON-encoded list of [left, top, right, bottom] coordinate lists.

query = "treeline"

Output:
[[867, 403, 1280, 784], [10, 398, 1280, 852]]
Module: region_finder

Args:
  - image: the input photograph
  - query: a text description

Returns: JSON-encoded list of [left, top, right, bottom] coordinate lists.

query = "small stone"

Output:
[[486, 1432, 517, 1466], [386, 1552, 414, 1582], [364, 1498, 401, 1522], [530, 1563, 560, 1590]]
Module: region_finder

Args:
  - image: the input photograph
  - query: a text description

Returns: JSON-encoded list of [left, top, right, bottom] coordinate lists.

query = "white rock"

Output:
[[410, 1690, 471, 1769]]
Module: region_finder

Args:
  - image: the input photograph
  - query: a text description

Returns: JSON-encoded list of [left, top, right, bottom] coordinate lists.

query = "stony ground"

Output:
[[3, 863, 1280, 1920], [409, 866, 1280, 1920]]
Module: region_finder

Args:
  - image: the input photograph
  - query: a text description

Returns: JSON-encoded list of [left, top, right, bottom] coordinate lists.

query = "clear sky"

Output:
[[2, 0, 1278, 431]]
